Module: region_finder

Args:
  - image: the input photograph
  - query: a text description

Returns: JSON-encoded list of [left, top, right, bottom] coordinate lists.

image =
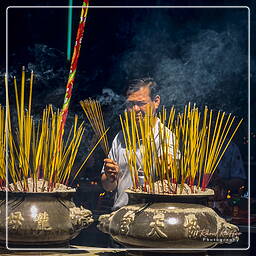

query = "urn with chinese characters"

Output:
[[98, 191, 240, 248], [0, 191, 93, 246]]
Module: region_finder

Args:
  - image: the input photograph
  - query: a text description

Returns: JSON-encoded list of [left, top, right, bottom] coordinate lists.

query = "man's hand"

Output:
[[101, 158, 120, 192], [103, 158, 120, 183]]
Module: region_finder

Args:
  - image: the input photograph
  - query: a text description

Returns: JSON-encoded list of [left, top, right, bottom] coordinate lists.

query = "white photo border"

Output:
[[5, 5, 250, 251]]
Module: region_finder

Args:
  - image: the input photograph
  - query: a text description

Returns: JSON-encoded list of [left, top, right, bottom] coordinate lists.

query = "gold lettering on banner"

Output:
[[34, 212, 52, 231], [147, 212, 168, 239], [8, 212, 24, 230], [120, 210, 135, 235]]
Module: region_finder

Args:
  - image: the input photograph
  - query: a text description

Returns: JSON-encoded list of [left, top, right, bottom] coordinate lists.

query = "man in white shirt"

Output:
[[101, 78, 175, 210]]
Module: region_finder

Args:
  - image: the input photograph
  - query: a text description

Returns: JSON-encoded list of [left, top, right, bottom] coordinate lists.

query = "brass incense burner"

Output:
[[0, 191, 93, 247], [98, 191, 240, 248]]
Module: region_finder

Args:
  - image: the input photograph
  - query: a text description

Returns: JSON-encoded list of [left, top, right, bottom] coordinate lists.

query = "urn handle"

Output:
[[97, 213, 111, 233], [69, 206, 93, 229], [97, 211, 117, 234]]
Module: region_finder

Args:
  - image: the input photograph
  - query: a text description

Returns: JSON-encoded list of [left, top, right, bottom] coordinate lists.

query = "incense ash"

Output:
[[7, 178, 76, 192], [130, 180, 214, 195]]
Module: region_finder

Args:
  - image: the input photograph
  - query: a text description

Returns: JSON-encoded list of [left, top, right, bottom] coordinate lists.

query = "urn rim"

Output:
[[0, 190, 76, 196], [125, 188, 214, 198]]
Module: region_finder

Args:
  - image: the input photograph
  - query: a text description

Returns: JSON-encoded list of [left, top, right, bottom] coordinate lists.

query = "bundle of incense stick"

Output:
[[119, 106, 160, 192], [0, 104, 6, 189], [198, 106, 243, 191], [1, 68, 106, 192], [120, 103, 242, 194], [80, 99, 109, 156]]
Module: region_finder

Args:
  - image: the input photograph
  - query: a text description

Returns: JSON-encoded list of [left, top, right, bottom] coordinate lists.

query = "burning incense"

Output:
[[0, 105, 6, 189], [120, 104, 242, 194], [2, 68, 105, 192], [80, 99, 109, 156]]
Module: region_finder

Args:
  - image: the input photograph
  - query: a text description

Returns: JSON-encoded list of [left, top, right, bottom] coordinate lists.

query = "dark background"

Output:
[[0, 0, 253, 187], [0, 1, 254, 186], [0, 0, 255, 253]]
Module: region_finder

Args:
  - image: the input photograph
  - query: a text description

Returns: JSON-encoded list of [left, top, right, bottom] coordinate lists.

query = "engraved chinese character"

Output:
[[184, 214, 200, 238], [147, 212, 168, 239], [34, 212, 52, 231], [8, 212, 24, 230], [120, 210, 135, 235]]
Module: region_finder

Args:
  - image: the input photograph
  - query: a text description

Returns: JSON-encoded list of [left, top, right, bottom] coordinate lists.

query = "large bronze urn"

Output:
[[98, 190, 240, 248], [0, 191, 93, 247]]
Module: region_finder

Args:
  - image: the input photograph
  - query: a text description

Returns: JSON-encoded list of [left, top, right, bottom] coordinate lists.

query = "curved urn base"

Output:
[[0, 191, 94, 246], [98, 199, 240, 248]]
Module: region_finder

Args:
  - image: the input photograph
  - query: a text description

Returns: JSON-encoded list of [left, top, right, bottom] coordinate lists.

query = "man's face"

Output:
[[126, 86, 160, 121]]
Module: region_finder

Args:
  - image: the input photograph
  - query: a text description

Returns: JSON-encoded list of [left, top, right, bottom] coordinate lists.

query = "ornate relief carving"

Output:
[[69, 206, 93, 228], [215, 217, 240, 240]]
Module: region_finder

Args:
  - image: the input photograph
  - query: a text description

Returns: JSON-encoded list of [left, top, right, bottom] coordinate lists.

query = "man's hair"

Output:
[[126, 77, 158, 100]]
